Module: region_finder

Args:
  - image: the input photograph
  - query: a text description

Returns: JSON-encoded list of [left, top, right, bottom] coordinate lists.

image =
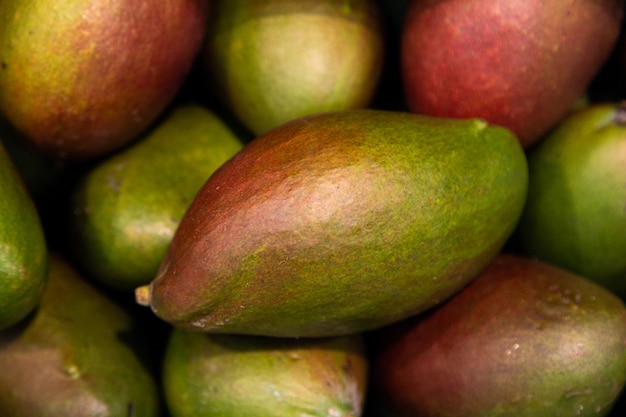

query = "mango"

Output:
[[163, 330, 367, 417], [201, 0, 384, 135], [70, 105, 245, 291], [0, 0, 208, 160], [370, 254, 626, 417], [0, 253, 160, 416], [0, 138, 47, 331], [515, 102, 626, 297], [401, 0, 624, 148], [136, 109, 528, 338]]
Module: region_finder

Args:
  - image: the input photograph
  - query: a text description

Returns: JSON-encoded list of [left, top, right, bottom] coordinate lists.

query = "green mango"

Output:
[[0, 0, 208, 161], [70, 105, 244, 291], [136, 109, 529, 338], [0, 139, 47, 331], [370, 254, 626, 417], [0, 253, 160, 417], [514, 102, 626, 297], [201, 0, 385, 135], [163, 330, 367, 417]]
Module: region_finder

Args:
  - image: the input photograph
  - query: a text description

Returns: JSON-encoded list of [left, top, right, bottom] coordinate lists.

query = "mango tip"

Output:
[[135, 285, 151, 307]]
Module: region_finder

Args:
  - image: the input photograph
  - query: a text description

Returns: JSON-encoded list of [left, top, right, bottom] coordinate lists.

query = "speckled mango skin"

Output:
[[0, 253, 160, 417], [0, 0, 208, 161], [142, 109, 529, 338], [163, 330, 367, 417], [370, 254, 626, 417], [0, 141, 47, 331]]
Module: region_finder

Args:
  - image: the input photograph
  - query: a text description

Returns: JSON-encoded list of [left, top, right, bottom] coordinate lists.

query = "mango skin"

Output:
[[401, 0, 624, 148], [163, 330, 367, 417], [515, 103, 626, 297], [370, 254, 626, 417], [139, 109, 529, 338], [70, 105, 244, 291], [0, 140, 47, 331], [0, 0, 208, 161], [0, 253, 160, 417], [202, 0, 384, 135]]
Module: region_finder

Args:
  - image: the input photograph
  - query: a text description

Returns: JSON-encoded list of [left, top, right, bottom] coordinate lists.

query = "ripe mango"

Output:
[[401, 0, 624, 148], [70, 105, 244, 291], [0, 253, 160, 416], [515, 102, 626, 297], [163, 330, 367, 417], [0, 0, 208, 160], [0, 138, 47, 331], [370, 254, 626, 417], [137, 109, 528, 338], [201, 0, 384, 135]]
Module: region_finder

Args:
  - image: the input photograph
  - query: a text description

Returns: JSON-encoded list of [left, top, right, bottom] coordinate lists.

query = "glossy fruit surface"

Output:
[[371, 254, 626, 417], [163, 330, 367, 417], [137, 109, 528, 338]]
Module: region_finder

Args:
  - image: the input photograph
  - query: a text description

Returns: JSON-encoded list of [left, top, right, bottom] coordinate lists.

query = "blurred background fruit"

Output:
[[0, 253, 160, 416], [163, 331, 367, 417], [401, 0, 625, 148], [0, 138, 47, 331], [514, 102, 626, 298], [0, 0, 208, 161], [201, 0, 385, 135], [69, 105, 244, 292]]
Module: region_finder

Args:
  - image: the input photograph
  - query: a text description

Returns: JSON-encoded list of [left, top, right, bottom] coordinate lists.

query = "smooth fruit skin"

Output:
[[163, 330, 367, 417], [70, 105, 244, 291], [0, 140, 47, 331], [401, 0, 624, 148], [515, 103, 626, 297], [0, 0, 208, 161], [202, 0, 384, 135], [138, 109, 528, 338], [0, 253, 160, 417], [370, 254, 626, 417]]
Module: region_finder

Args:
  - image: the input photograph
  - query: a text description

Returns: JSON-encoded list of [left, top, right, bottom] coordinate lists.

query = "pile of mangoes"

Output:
[[0, 0, 625, 416]]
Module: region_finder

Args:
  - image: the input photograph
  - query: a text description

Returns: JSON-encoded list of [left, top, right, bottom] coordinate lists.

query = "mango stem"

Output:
[[135, 285, 151, 307]]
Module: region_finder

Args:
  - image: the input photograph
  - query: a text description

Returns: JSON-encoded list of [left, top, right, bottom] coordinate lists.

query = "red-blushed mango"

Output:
[[0, 0, 208, 161], [401, 0, 624, 149], [201, 0, 384, 135], [370, 254, 626, 417], [136, 109, 528, 338], [0, 253, 159, 416]]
